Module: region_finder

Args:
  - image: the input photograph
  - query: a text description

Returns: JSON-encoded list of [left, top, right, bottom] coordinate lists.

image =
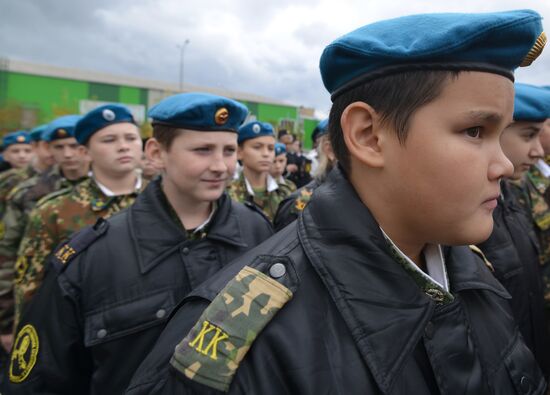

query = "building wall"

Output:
[[0, 71, 317, 141]]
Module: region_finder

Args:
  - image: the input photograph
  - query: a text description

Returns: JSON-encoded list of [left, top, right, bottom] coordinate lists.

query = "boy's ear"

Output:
[[341, 101, 385, 168], [145, 138, 165, 170]]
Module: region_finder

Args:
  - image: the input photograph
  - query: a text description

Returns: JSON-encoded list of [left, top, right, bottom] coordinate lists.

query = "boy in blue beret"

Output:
[[477, 83, 550, 380], [2, 115, 90, 334], [512, 89, 550, 348], [126, 10, 548, 394], [1, 132, 32, 171], [6, 93, 273, 394], [270, 142, 296, 192], [0, 132, 37, 221], [228, 121, 294, 220], [28, 124, 55, 175], [10, 106, 142, 333]]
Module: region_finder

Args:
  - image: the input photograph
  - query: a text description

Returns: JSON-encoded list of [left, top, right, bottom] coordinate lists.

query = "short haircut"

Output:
[[329, 70, 459, 173], [152, 124, 185, 150]]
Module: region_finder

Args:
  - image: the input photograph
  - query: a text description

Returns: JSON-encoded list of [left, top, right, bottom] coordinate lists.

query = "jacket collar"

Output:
[[131, 178, 249, 274], [298, 167, 508, 394]]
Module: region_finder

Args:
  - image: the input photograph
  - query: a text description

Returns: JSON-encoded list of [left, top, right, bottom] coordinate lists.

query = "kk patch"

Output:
[[170, 265, 293, 392], [10, 324, 39, 383]]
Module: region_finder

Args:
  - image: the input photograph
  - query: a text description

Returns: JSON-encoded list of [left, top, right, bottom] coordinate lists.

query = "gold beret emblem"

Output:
[[214, 108, 229, 125], [521, 31, 547, 67], [57, 129, 67, 137], [16, 136, 25, 143]]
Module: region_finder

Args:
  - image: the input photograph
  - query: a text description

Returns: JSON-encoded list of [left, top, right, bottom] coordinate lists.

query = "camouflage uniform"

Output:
[[0, 166, 85, 335], [0, 166, 38, 221], [13, 176, 144, 328], [227, 173, 293, 221], [510, 165, 550, 320]]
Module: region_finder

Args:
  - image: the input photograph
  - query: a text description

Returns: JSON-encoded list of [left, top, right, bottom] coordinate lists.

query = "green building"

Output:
[[0, 58, 320, 149]]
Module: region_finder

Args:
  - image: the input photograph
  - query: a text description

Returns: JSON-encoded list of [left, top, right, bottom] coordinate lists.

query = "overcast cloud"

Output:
[[1, 0, 550, 116]]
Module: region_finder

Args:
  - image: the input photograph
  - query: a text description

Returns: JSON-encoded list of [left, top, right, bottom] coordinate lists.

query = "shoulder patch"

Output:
[[170, 265, 293, 392], [9, 324, 39, 383], [34, 186, 72, 208], [469, 245, 494, 272], [51, 218, 110, 270]]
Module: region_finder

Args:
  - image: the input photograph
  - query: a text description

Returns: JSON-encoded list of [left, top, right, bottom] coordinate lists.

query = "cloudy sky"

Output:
[[1, 0, 550, 116]]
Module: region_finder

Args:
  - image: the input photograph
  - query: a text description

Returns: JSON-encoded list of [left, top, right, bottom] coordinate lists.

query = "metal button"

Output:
[[520, 376, 532, 394], [424, 322, 434, 339], [182, 247, 190, 255], [97, 329, 107, 339], [269, 263, 286, 278], [156, 309, 166, 319]]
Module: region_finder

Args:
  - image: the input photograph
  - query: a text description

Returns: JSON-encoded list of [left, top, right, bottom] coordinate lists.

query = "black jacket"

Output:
[[4, 178, 273, 394], [478, 180, 550, 378], [125, 168, 546, 395]]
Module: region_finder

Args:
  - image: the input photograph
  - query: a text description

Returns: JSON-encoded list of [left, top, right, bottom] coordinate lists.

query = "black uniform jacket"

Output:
[[4, 178, 273, 395], [125, 168, 546, 395], [478, 180, 550, 378]]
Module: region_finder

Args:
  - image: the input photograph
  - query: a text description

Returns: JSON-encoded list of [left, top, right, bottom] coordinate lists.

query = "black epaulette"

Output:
[[242, 200, 271, 224], [51, 218, 110, 272]]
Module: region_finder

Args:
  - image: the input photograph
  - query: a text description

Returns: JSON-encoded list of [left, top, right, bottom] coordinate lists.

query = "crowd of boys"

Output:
[[0, 8, 549, 395]]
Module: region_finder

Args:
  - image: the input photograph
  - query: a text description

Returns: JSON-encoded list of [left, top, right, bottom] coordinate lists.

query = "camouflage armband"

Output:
[[170, 265, 293, 392]]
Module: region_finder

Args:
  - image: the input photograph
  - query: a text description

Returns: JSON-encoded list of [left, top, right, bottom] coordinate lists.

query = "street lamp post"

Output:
[[178, 39, 190, 91]]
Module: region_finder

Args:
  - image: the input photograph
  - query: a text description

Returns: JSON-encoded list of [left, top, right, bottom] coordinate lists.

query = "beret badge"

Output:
[[521, 31, 547, 67], [214, 108, 229, 125], [252, 123, 261, 134], [16, 136, 25, 143], [57, 129, 67, 137], [102, 109, 116, 121]]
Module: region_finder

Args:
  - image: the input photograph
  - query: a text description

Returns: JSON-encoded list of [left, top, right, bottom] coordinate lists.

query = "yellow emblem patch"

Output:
[[189, 320, 229, 361], [14, 256, 29, 283], [521, 31, 547, 67], [214, 108, 229, 125], [57, 129, 67, 137], [55, 244, 76, 264], [9, 324, 39, 383], [16, 136, 26, 143]]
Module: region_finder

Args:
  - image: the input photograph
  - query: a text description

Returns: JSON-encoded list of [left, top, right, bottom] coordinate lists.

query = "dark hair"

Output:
[[277, 129, 289, 139], [152, 124, 185, 150], [329, 70, 459, 173]]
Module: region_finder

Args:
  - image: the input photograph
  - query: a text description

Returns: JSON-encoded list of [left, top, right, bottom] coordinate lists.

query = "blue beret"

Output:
[[312, 119, 328, 143], [3, 131, 31, 148], [321, 10, 545, 99], [43, 115, 82, 142], [30, 124, 48, 142], [238, 122, 275, 144], [274, 142, 287, 156], [513, 83, 550, 122], [75, 104, 136, 144], [149, 93, 248, 133]]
